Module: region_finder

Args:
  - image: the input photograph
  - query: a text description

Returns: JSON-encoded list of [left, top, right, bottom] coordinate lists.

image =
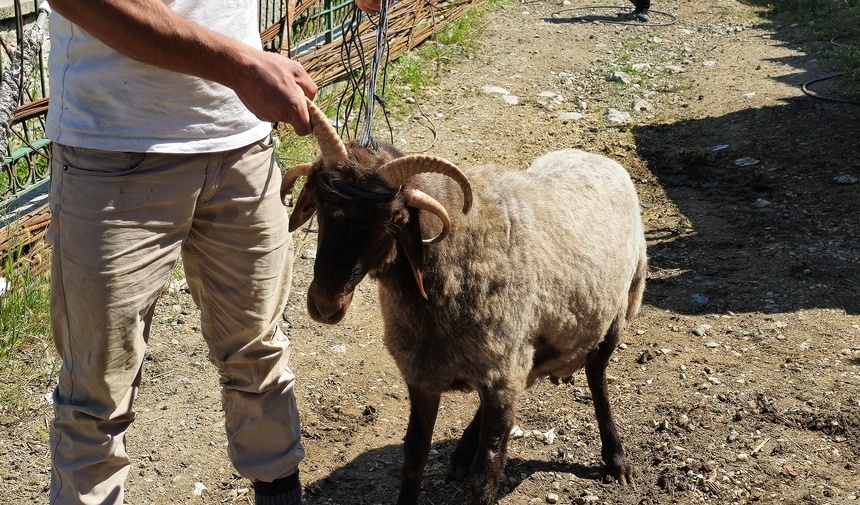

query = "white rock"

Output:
[[556, 112, 584, 121], [834, 174, 858, 185], [630, 98, 652, 112], [481, 85, 510, 95], [692, 324, 712, 337], [193, 482, 207, 497], [168, 278, 188, 293], [734, 157, 760, 167], [605, 108, 631, 124], [607, 71, 631, 84], [502, 94, 519, 106]]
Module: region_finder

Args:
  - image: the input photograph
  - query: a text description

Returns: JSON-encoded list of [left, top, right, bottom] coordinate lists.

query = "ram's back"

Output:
[[380, 149, 646, 390]]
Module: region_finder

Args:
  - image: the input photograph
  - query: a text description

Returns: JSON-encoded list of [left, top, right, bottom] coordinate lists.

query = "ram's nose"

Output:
[[307, 283, 354, 324]]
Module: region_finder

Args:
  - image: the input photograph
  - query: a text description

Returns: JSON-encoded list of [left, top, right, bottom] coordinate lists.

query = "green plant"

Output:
[[0, 249, 51, 361], [740, 0, 860, 95], [386, 0, 512, 96]]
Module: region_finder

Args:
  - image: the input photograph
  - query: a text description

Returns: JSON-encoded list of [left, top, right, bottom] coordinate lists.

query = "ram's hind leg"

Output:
[[584, 318, 635, 485], [397, 386, 441, 505], [449, 408, 481, 481], [467, 384, 518, 505]]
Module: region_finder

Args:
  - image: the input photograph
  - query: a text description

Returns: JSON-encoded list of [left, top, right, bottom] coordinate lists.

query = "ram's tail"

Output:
[[626, 245, 648, 322]]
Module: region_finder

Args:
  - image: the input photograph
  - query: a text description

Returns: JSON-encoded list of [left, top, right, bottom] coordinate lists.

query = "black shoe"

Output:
[[254, 471, 302, 505], [633, 9, 650, 22]]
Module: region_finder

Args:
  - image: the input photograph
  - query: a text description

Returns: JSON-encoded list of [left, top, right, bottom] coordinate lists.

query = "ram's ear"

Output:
[[288, 186, 317, 232], [394, 214, 428, 300]]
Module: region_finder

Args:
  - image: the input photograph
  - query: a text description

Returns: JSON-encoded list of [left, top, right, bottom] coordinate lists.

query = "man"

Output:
[[45, 0, 316, 504], [629, 0, 651, 22]]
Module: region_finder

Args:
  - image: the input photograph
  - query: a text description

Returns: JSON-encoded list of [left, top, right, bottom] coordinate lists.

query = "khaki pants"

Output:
[[47, 139, 303, 505]]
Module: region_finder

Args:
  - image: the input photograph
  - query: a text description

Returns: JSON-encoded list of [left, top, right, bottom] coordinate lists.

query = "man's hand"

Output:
[[234, 51, 318, 136]]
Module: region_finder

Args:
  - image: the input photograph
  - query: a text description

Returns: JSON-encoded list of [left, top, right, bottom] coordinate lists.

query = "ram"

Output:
[[284, 99, 647, 505]]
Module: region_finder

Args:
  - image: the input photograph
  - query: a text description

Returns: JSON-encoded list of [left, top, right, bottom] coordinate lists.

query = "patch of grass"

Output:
[[386, 0, 512, 95], [0, 251, 51, 361], [0, 240, 54, 418], [740, 0, 860, 95]]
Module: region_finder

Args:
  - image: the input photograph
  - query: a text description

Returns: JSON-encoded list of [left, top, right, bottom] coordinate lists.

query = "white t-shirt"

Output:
[[46, 0, 271, 153]]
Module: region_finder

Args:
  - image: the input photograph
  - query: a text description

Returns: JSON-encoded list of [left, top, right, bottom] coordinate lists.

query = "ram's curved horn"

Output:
[[281, 162, 312, 205], [403, 188, 451, 244], [305, 97, 348, 165], [377, 155, 473, 214]]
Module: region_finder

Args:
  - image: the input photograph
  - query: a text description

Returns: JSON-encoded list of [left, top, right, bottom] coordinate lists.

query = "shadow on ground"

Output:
[[302, 440, 607, 504], [631, 95, 858, 316]]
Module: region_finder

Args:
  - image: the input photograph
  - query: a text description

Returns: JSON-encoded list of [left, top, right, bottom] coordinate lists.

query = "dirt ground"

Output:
[[2, 0, 859, 503]]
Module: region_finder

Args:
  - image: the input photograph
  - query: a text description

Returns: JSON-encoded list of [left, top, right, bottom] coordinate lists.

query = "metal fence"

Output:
[[0, 0, 49, 223]]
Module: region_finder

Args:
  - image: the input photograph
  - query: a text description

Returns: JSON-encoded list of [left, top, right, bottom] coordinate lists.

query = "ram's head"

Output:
[[281, 98, 472, 324]]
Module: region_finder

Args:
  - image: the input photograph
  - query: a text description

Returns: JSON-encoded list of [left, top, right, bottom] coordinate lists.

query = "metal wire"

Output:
[[550, 5, 678, 26], [337, 1, 395, 148]]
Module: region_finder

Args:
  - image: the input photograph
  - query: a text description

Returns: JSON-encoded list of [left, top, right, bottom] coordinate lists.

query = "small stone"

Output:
[[692, 324, 712, 337], [556, 112, 584, 121], [193, 482, 207, 496], [481, 85, 510, 95], [705, 341, 721, 348], [734, 157, 760, 167], [546, 492, 560, 504], [606, 71, 631, 84], [834, 174, 859, 185], [736, 453, 749, 461], [502, 94, 519, 106], [630, 98, 652, 112], [605, 108, 631, 124]]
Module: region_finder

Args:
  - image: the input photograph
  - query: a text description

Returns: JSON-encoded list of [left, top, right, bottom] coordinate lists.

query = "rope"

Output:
[[337, 1, 395, 149], [799, 32, 860, 105], [801, 73, 860, 105], [358, 0, 392, 149], [550, 5, 677, 26]]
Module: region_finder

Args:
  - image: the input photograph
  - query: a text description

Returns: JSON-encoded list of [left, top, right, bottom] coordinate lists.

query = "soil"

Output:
[[2, 0, 859, 504]]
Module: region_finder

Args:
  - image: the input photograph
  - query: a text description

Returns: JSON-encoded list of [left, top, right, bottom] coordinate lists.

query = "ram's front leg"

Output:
[[467, 383, 519, 505], [396, 385, 441, 505]]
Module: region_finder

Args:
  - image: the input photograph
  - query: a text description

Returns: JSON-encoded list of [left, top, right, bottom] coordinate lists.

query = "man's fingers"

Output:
[[289, 100, 312, 136]]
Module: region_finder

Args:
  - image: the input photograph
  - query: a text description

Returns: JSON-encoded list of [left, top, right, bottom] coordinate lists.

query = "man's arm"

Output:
[[50, 0, 318, 135]]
